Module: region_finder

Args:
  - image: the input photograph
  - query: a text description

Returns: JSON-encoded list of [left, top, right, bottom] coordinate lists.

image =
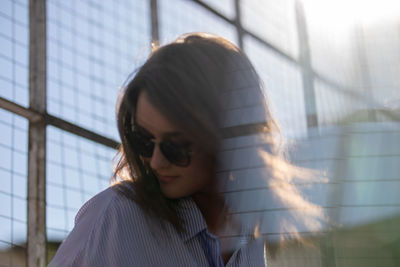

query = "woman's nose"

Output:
[[149, 144, 170, 170]]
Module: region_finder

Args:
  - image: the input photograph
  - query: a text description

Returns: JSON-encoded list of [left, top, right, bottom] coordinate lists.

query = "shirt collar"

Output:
[[175, 196, 207, 242]]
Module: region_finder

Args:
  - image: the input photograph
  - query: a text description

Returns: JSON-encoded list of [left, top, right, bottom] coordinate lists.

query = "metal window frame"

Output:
[[27, 0, 47, 266]]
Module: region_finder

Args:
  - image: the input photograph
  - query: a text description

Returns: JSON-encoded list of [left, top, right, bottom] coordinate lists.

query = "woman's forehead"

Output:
[[135, 91, 186, 138]]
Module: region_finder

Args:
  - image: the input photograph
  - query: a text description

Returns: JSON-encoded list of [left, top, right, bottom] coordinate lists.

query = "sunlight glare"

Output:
[[303, 0, 400, 32]]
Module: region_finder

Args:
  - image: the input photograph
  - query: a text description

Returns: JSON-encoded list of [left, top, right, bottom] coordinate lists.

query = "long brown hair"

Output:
[[111, 33, 324, 238]]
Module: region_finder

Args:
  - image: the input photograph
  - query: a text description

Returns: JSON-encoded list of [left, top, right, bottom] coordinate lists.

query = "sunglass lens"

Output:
[[160, 142, 190, 167], [131, 132, 154, 157]]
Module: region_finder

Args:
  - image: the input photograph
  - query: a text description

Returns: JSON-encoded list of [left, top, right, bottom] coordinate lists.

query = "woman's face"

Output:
[[134, 90, 215, 199]]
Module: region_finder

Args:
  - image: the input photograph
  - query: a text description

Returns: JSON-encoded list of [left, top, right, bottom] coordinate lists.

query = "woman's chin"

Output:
[[160, 185, 191, 199]]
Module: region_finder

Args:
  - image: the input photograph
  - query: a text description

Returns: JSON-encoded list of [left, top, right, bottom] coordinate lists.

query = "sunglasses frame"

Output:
[[124, 113, 192, 167]]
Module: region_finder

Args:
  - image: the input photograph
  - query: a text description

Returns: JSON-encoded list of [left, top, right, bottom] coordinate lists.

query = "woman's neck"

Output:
[[192, 192, 227, 235]]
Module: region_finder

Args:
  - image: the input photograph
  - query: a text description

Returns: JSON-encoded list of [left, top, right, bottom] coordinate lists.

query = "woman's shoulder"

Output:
[[74, 182, 148, 228], [48, 184, 153, 266]]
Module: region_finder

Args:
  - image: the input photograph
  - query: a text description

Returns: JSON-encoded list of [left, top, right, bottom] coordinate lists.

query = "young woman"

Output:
[[49, 33, 313, 266]]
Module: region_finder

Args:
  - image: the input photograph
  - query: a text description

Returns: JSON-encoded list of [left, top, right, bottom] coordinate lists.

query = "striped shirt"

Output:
[[48, 186, 266, 266]]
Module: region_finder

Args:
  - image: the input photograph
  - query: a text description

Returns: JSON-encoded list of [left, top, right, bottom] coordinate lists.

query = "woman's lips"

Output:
[[157, 175, 178, 183]]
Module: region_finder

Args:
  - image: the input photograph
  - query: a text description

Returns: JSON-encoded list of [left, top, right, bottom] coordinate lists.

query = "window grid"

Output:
[[159, 0, 238, 46], [46, 126, 115, 243], [0, 110, 28, 267], [46, 0, 151, 141], [240, 0, 299, 58], [0, 0, 29, 108], [243, 34, 308, 138]]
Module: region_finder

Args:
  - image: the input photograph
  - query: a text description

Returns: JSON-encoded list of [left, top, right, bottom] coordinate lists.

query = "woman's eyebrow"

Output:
[[162, 132, 187, 141], [135, 123, 154, 137], [135, 122, 184, 138]]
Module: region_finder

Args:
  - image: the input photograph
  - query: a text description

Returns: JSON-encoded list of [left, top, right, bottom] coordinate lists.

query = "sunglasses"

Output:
[[127, 124, 192, 167]]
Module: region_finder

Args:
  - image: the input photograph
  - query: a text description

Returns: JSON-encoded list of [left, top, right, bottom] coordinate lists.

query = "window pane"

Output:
[[46, 0, 151, 141], [0, 0, 29, 107], [0, 110, 28, 267], [159, 0, 237, 46], [46, 126, 116, 262]]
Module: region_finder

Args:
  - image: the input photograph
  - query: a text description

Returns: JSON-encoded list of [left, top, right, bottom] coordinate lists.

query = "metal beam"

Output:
[[221, 122, 267, 139], [192, 0, 236, 25], [0, 97, 42, 123], [295, 0, 318, 130], [45, 114, 120, 149], [354, 24, 377, 121], [150, 0, 159, 46], [234, 0, 244, 49], [27, 0, 47, 266], [0, 97, 120, 149]]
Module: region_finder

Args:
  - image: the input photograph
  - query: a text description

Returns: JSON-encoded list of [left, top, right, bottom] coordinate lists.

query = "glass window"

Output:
[[0, 110, 28, 267], [159, 0, 237, 46], [200, 0, 235, 19], [244, 35, 307, 138], [46, 0, 151, 141], [0, 0, 29, 107], [241, 0, 299, 57], [46, 126, 116, 262]]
